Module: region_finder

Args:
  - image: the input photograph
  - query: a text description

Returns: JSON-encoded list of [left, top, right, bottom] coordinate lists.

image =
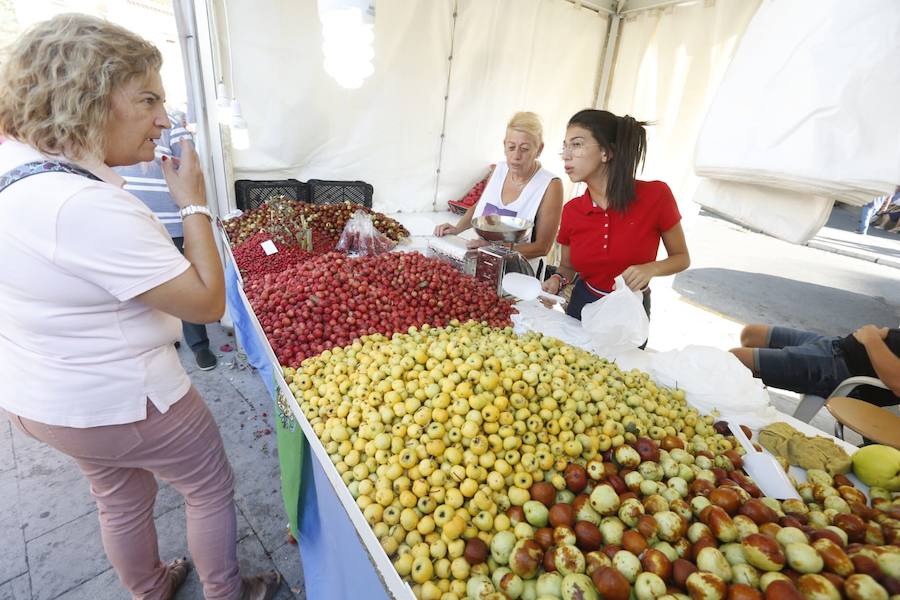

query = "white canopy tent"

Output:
[[176, 0, 899, 244]]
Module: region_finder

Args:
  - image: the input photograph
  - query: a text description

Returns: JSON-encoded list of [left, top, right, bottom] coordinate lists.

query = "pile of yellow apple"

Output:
[[283, 322, 900, 600]]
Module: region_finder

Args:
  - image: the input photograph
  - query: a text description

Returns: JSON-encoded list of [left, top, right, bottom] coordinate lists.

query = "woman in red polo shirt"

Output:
[[543, 109, 690, 330]]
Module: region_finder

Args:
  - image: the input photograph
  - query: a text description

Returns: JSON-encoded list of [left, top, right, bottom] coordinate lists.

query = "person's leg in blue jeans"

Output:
[[857, 199, 877, 234], [731, 325, 824, 376], [753, 337, 848, 397], [172, 237, 217, 370]]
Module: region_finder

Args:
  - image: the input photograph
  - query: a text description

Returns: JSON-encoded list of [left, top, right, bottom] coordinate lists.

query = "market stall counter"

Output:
[[224, 249, 403, 600], [219, 202, 899, 600]]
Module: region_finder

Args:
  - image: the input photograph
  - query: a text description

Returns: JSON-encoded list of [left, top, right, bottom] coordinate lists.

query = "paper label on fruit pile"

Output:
[[260, 240, 278, 255]]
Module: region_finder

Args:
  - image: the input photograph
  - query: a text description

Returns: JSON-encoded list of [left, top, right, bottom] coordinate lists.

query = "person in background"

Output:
[[872, 186, 900, 233], [115, 110, 217, 370], [0, 14, 279, 600], [433, 111, 564, 278], [856, 198, 879, 235], [730, 324, 900, 406], [543, 109, 690, 330]]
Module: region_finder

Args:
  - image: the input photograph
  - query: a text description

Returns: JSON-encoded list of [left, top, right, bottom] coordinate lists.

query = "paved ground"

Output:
[[0, 328, 305, 600], [651, 202, 898, 440], [807, 202, 900, 269], [670, 206, 899, 340], [1, 202, 897, 599]]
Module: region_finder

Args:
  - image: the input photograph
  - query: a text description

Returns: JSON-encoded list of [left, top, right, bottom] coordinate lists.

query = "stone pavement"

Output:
[[806, 202, 900, 269], [0, 326, 305, 600]]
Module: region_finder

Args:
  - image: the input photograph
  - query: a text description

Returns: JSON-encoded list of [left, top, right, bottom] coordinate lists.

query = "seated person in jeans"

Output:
[[730, 324, 900, 405]]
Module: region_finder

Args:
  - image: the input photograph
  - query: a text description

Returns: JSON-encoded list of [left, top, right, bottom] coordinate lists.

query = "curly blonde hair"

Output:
[[506, 112, 544, 147], [0, 13, 161, 160]]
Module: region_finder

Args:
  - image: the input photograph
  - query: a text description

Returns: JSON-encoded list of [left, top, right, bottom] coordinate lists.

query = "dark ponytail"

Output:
[[568, 109, 648, 212]]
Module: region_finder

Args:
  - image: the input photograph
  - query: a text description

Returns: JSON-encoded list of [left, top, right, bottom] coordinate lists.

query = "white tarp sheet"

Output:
[[694, 0, 900, 212], [693, 179, 833, 244], [605, 0, 761, 224], [222, 0, 607, 213]]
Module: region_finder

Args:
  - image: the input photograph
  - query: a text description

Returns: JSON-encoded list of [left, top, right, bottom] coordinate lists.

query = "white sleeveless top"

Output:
[[473, 161, 556, 273]]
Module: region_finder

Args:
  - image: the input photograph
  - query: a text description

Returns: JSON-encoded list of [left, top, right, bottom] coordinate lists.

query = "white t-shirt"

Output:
[[0, 140, 192, 427], [473, 161, 557, 272]]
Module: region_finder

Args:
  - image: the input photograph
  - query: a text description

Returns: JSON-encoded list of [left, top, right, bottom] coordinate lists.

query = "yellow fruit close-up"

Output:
[[284, 322, 744, 598]]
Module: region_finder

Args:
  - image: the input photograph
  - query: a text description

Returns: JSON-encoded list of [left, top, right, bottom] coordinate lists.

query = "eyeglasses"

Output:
[[559, 142, 601, 158]]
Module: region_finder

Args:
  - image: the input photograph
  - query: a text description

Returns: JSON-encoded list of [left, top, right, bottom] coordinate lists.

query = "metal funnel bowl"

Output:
[[472, 215, 532, 243]]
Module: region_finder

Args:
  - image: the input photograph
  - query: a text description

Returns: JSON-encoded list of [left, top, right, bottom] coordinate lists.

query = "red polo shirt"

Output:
[[557, 180, 681, 292]]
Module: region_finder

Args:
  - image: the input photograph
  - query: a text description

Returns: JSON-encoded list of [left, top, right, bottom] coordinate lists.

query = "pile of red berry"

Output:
[[245, 251, 514, 366]]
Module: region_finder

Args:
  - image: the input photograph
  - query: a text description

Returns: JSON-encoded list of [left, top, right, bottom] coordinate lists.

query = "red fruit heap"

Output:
[[224, 199, 408, 246], [245, 251, 514, 366], [231, 232, 320, 279]]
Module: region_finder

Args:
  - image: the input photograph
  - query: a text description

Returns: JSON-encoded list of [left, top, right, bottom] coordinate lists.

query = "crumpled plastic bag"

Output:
[[336, 210, 397, 256], [581, 276, 650, 355], [510, 300, 593, 350], [649, 345, 779, 427]]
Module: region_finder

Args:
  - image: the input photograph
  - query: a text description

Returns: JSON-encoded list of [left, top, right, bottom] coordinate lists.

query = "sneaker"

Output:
[[194, 348, 217, 371]]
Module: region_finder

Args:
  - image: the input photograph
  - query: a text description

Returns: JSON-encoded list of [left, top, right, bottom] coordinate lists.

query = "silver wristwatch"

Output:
[[179, 205, 213, 221]]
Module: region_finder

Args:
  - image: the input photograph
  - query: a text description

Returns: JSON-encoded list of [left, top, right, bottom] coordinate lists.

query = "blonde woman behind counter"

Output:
[[434, 112, 563, 278]]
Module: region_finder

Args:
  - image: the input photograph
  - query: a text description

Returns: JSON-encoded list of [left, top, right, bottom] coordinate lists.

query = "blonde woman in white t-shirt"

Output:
[[434, 111, 564, 277], [0, 15, 279, 600]]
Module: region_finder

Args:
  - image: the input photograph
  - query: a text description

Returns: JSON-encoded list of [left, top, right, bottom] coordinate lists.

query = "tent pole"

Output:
[[594, 12, 620, 109], [619, 0, 700, 15], [173, 0, 235, 327], [433, 0, 459, 212], [560, 0, 617, 15]]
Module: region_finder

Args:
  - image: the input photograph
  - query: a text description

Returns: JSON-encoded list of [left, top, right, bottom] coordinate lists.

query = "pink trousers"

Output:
[[9, 387, 242, 599]]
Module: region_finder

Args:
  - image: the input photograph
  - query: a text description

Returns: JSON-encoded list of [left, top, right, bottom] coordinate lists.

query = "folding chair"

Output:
[[792, 376, 891, 422], [826, 396, 900, 447]]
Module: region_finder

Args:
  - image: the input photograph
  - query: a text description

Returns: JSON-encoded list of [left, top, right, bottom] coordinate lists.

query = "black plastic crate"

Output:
[[307, 179, 373, 208], [234, 179, 308, 211]]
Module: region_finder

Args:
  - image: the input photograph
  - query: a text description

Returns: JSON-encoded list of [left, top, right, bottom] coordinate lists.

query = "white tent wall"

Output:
[[209, 0, 884, 243], [602, 0, 761, 225], [218, 0, 609, 213], [217, 0, 451, 213], [437, 1, 609, 207]]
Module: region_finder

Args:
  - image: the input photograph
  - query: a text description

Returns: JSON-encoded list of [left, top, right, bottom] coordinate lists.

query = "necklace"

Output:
[[509, 162, 539, 189]]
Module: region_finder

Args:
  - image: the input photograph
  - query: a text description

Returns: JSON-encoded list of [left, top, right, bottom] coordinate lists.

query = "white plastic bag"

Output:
[[648, 345, 779, 427], [510, 300, 593, 350], [581, 276, 649, 355]]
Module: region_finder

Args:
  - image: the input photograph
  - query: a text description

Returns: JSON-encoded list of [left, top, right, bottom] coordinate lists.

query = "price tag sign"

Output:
[[261, 240, 278, 256]]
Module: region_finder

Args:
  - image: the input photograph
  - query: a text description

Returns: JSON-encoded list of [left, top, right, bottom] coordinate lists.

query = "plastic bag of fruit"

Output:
[[336, 210, 397, 256]]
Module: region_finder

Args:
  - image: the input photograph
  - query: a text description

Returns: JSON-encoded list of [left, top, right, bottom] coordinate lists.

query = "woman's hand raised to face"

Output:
[[160, 140, 207, 209]]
